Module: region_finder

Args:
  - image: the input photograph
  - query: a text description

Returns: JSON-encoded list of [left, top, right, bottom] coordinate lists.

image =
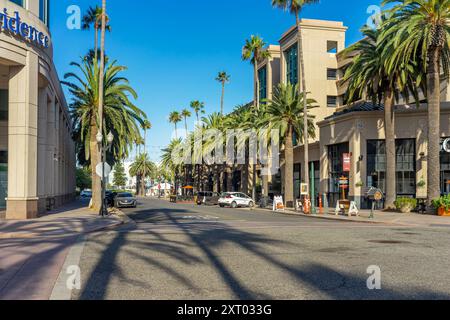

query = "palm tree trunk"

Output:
[[254, 62, 260, 110], [427, 47, 442, 208], [174, 124, 178, 139], [184, 118, 188, 133], [221, 83, 225, 115], [90, 120, 101, 210], [285, 123, 294, 208], [384, 88, 396, 209], [296, 14, 310, 201]]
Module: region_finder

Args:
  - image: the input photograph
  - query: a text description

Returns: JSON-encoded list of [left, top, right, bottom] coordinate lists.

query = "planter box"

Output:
[[438, 207, 450, 217]]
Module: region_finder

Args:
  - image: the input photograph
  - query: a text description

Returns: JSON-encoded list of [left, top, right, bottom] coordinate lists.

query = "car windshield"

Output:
[[118, 193, 133, 198]]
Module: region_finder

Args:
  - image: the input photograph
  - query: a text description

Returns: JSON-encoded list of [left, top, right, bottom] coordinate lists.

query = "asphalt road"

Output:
[[73, 198, 450, 300]]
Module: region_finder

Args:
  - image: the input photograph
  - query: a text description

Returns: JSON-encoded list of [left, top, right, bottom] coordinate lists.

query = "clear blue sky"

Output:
[[50, 0, 382, 162]]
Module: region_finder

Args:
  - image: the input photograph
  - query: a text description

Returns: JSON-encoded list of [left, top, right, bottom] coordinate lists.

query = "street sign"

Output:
[[95, 163, 111, 179]]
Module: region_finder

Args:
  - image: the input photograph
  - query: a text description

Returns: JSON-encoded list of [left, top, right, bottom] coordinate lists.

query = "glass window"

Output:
[[9, 0, 24, 7], [39, 0, 50, 26], [0, 90, 8, 121], [285, 44, 298, 85], [294, 163, 301, 199], [328, 143, 350, 206], [0, 150, 7, 209], [327, 96, 337, 107], [366, 139, 416, 197], [327, 41, 338, 53], [258, 66, 267, 101], [441, 138, 450, 195], [327, 68, 337, 80]]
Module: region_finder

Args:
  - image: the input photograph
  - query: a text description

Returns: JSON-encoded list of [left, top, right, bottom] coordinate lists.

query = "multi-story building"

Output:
[[1, 0, 76, 219], [257, 18, 450, 209]]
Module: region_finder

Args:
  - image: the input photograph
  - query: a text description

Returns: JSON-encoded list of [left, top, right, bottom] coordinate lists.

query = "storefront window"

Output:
[[366, 139, 416, 197], [328, 142, 349, 206], [258, 66, 267, 101], [294, 163, 301, 199], [441, 138, 450, 195], [0, 151, 7, 209], [285, 44, 298, 85], [396, 139, 416, 195]]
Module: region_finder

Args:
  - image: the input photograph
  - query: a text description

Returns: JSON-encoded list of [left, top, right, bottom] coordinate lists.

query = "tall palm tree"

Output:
[[81, 5, 111, 60], [181, 109, 192, 133], [142, 120, 152, 196], [272, 0, 319, 201], [63, 58, 147, 210], [242, 35, 271, 110], [216, 71, 231, 115], [169, 111, 182, 139], [130, 153, 156, 196], [342, 24, 421, 209], [262, 83, 316, 208], [381, 0, 450, 207], [190, 100, 206, 123]]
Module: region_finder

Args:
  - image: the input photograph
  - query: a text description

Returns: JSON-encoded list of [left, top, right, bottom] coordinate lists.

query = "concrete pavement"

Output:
[[73, 198, 450, 300], [0, 200, 126, 300]]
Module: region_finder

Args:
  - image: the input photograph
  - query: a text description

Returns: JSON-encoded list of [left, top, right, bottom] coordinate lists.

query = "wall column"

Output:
[[6, 53, 39, 219], [37, 87, 48, 213]]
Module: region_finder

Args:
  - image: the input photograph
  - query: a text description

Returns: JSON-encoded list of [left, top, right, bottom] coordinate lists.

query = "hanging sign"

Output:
[[343, 153, 351, 172]]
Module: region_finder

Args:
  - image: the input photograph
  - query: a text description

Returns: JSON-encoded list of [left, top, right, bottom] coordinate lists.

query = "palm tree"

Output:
[[63, 58, 147, 210], [142, 120, 152, 195], [242, 35, 271, 110], [190, 100, 206, 123], [381, 0, 450, 207], [130, 153, 156, 196], [262, 83, 316, 208], [169, 111, 182, 139], [216, 71, 231, 115], [161, 139, 184, 194], [272, 0, 319, 202], [181, 109, 192, 133], [82, 5, 111, 59], [341, 24, 421, 209]]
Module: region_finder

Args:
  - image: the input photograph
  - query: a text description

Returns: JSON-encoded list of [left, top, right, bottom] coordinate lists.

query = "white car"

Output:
[[219, 192, 255, 208]]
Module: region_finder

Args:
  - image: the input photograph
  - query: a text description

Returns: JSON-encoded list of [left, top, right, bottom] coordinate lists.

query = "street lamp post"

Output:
[[97, 131, 114, 216]]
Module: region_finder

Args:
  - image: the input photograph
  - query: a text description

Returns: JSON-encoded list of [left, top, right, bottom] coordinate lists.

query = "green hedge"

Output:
[[394, 197, 417, 210]]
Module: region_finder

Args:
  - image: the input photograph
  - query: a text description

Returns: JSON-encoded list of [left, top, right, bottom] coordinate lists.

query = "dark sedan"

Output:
[[114, 193, 137, 208]]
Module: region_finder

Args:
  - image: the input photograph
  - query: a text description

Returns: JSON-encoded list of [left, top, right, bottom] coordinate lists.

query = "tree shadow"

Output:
[[78, 204, 450, 300]]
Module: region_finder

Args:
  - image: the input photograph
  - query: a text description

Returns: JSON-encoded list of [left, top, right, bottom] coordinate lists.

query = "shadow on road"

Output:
[[78, 204, 450, 300]]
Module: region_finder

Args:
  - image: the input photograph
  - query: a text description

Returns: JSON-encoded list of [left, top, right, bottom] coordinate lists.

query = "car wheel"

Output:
[[231, 201, 238, 209], [219, 204, 225, 208], [248, 201, 254, 208]]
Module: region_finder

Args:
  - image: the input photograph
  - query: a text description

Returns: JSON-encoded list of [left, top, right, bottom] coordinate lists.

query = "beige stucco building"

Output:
[[257, 18, 450, 208], [1, 0, 76, 219]]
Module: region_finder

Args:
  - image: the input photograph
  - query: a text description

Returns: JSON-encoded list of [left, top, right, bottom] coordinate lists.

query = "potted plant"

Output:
[[432, 195, 450, 216], [394, 197, 418, 214]]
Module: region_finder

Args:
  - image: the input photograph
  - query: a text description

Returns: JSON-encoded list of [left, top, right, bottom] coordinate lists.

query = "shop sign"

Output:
[[0, 8, 50, 48], [441, 138, 450, 153], [343, 153, 351, 172]]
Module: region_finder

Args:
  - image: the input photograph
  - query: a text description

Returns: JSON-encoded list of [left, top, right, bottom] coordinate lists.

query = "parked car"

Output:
[[114, 192, 137, 208], [80, 190, 92, 199], [218, 192, 255, 208], [196, 191, 221, 206]]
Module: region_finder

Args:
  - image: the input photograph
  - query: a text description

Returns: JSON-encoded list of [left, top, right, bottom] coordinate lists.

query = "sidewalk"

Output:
[[275, 208, 450, 228], [0, 200, 126, 300]]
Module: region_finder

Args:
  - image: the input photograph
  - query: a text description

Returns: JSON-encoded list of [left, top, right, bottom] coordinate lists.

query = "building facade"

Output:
[[1, 0, 76, 219], [257, 18, 450, 208]]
